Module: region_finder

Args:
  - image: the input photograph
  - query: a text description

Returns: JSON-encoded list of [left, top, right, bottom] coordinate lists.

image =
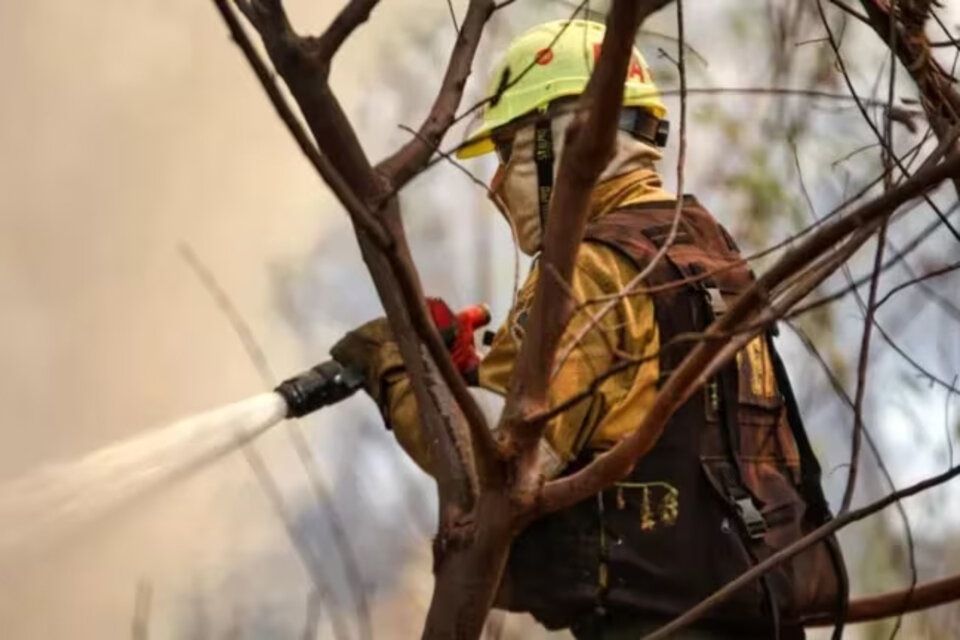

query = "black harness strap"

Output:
[[533, 116, 555, 229], [704, 291, 781, 640], [766, 332, 850, 630]]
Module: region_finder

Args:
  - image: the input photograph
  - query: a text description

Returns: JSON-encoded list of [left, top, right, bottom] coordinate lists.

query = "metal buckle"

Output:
[[706, 287, 727, 316], [735, 497, 768, 540]]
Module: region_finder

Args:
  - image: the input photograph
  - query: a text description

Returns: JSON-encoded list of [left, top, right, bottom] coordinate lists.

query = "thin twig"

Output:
[[785, 320, 917, 608], [445, 0, 460, 35], [131, 579, 152, 640], [316, 0, 382, 62], [875, 260, 960, 308], [947, 377, 957, 469], [553, 2, 688, 377], [839, 221, 887, 514], [641, 463, 960, 639], [179, 243, 366, 640]]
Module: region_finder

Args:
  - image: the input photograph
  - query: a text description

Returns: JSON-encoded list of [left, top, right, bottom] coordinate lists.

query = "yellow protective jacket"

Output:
[[382, 167, 674, 476]]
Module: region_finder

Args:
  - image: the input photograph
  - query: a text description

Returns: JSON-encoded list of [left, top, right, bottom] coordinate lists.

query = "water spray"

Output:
[[0, 302, 490, 560]]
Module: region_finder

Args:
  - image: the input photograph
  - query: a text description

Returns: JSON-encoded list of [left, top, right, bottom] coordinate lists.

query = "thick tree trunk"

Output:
[[421, 491, 516, 640]]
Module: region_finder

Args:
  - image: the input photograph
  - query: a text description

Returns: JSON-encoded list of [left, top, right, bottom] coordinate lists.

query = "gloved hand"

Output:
[[425, 298, 490, 385], [330, 298, 491, 403], [329, 316, 403, 406]]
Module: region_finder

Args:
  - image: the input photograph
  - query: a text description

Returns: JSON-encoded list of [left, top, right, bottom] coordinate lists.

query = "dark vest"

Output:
[[496, 197, 847, 634]]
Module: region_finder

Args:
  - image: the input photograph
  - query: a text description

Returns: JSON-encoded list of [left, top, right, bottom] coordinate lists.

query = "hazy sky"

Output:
[[0, 2, 444, 637]]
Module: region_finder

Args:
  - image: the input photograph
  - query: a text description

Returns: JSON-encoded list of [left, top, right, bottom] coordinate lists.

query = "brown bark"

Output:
[[540, 146, 960, 514], [641, 462, 960, 639], [856, 0, 960, 196], [421, 491, 516, 639], [221, 0, 497, 523], [212, 0, 960, 637], [805, 572, 960, 626], [500, 0, 674, 456]]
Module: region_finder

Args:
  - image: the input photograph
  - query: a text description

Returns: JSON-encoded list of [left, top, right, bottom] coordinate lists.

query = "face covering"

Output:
[[490, 112, 664, 256], [490, 121, 542, 255]]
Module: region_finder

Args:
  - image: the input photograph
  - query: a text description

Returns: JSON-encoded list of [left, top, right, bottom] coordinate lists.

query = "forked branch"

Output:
[[215, 0, 496, 516], [502, 0, 674, 457], [377, 0, 496, 188], [540, 148, 960, 514], [316, 0, 382, 62]]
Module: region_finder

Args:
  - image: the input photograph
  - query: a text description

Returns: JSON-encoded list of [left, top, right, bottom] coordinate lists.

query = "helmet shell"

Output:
[[457, 19, 666, 159]]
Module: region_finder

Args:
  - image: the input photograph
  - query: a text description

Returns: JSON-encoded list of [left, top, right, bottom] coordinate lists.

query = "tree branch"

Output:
[[215, 0, 494, 521], [855, 0, 960, 198], [502, 0, 674, 461], [316, 0, 381, 62], [805, 573, 960, 626], [376, 0, 496, 188], [540, 148, 960, 514], [640, 463, 960, 639]]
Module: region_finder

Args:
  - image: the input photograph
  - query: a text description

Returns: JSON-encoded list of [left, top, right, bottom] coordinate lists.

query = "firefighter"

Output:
[[332, 20, 847, 639]]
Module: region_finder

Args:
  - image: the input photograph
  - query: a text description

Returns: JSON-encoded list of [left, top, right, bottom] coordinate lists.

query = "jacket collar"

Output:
[[588, 167, 675, 221]]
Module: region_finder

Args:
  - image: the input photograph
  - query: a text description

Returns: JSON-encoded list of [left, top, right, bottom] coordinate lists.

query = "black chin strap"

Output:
[[533, 116, 555, 229], [529, 108, 667, 229]]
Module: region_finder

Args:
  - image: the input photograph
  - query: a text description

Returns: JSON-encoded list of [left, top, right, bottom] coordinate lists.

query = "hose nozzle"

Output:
[[274, 360, 364, 418]]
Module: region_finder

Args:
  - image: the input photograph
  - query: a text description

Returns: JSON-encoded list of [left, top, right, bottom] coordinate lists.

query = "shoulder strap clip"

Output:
[[705, 286, 727, 316], [735, 496, 768, 540]]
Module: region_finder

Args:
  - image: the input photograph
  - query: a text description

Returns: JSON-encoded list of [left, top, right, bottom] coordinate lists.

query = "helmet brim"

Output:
[[455, 135, 496, 159]]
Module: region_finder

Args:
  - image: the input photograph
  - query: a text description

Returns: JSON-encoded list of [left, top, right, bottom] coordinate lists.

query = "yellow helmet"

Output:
[[457, 19, 667, 159]]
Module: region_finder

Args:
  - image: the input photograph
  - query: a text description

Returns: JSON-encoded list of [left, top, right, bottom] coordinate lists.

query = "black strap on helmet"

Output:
[[531, 107, 664, 230], [533, 115, 555, 228], [619, 108, 669, 147]]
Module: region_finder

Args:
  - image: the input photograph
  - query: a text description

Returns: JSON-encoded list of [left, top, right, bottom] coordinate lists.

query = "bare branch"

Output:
[[640, 463, 960, 639], [818, 0, 960, 243], [852, 0, 960, 200], [838, 221, 887, 515], [540, 148, 960, 514], [502, 0, 673, 457], [215, 0, 499, 514], [876, 259, 960, 308], [376, 0, 495, 188], [805, 573, 960, 625], [316, 0, 381, 62], [179, 243, 374, 640]]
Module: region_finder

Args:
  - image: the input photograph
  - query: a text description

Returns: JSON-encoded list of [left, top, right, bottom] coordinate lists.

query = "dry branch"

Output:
[[805, 573, 960, 626], [540, 148, 960, 514], [641, 462, 960, 639], [501, 0, 674, 459], [214, 0, 502, 522], [376, 0, 496, 188], [316, 0, 382, 62]]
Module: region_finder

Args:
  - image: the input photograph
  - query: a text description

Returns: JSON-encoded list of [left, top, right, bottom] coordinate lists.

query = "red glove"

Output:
[[426, 298, 491, 385]]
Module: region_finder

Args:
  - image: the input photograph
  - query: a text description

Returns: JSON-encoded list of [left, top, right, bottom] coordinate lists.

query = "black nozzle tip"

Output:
[[275, 360, 362, 418]]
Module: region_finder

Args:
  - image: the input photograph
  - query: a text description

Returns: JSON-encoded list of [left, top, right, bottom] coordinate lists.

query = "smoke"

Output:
[[0, 0, 462, 637]]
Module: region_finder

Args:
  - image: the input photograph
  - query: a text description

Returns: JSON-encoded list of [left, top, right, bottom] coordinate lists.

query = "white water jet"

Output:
[[0, 392, 288, 559]]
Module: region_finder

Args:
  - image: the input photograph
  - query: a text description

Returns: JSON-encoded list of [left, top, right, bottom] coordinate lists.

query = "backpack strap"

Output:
[[764, 332, 828, 521], [765, 331, 850, 628], [704, 291, 782, 639]]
